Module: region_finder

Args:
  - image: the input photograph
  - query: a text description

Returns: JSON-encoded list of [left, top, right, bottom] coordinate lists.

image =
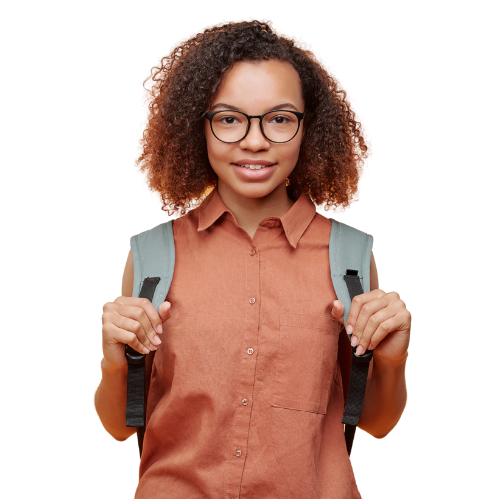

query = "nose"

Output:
[[239, 117, 270, 151]]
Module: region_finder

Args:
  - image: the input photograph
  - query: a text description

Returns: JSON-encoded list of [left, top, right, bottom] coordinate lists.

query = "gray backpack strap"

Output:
[[329, 219, 373, 456], [125, 220, 175, 457], [130, 220, 176, 312], [329, 219, 373, 328]]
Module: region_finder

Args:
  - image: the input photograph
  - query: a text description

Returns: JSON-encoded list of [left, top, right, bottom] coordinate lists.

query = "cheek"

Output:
[[280, 137, 302, 167]]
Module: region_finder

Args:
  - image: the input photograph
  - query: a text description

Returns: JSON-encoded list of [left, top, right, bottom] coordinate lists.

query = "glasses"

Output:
[[204, 109, 305, 144]]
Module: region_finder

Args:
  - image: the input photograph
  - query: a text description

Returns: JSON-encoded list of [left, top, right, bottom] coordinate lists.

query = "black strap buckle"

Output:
[[352, 346, 373, 364], [125, 344, 146, 365]]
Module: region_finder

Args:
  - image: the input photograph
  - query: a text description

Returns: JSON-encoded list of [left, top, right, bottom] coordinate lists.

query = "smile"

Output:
[[235, 164, 274, 170]]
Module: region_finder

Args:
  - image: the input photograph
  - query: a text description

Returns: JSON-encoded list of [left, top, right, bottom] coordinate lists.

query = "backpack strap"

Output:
[[329, 219, 373, 456], [125, 220, 175, 456]]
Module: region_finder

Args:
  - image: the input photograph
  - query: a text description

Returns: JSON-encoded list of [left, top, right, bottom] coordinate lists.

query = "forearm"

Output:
[[94, 359, 136, 441], [357, 352, 408, 438]]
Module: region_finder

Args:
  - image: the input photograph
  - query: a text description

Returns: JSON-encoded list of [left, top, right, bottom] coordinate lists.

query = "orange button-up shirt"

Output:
[[135, 188, 361, 499]]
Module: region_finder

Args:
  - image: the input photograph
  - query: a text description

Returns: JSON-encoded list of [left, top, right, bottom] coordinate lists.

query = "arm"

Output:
[[332, 253, 411, 438], [94, 250, 170, 441], [95, 250, 136, 441]]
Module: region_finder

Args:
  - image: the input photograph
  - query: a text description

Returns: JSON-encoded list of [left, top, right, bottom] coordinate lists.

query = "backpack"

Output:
[[124, 218, 373, 457]]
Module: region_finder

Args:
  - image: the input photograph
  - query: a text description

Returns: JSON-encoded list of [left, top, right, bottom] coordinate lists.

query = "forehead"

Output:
[[211, 60, 304, 112]]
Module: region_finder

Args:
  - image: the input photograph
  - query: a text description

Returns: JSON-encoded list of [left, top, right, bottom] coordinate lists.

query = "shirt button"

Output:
[[236, 449, 242, 457], [247, 348, 254, 355], [250, 249, 256, 256], [249, 298, 256, 304], [242, 399, 248, 406]]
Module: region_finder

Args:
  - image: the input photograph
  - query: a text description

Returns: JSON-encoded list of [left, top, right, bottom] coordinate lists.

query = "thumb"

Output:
[[331, 300, 345, 325], [158, 300, 172, 323]]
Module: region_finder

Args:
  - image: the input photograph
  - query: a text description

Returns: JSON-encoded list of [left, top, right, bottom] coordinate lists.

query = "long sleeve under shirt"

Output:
[[135, 187, 361, 499]]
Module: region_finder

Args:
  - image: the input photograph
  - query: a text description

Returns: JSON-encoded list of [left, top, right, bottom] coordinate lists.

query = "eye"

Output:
[[216, 114, 243, 125], [270, 115, 291, 124]]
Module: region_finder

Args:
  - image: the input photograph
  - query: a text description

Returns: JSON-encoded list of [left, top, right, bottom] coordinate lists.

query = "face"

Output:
[[204, 60, 305, 201]]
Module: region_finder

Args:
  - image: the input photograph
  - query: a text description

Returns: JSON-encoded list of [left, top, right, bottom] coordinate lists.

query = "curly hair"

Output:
[[137, 20, 368, 215]]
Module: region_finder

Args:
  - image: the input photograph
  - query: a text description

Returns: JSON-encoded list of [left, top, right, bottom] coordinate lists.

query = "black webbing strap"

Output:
[[342, 270, 373, 456], [125, 277, 161, 455]]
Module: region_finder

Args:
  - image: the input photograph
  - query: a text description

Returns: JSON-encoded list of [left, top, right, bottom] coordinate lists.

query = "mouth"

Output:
[[232, 163, 276, 170]]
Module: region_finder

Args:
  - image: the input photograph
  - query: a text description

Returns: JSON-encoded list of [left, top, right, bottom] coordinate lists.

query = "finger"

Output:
[[105, 323, 150, 354], [113, 308, 160, 351], [370, 308, 411, 349], [115, 296, 164, 335], [354, 300, 402, 354], [331, 300, 345, 324], [346, 289, 386, 341], [158, 301, 172, 325], [351, 293, 396, 347]]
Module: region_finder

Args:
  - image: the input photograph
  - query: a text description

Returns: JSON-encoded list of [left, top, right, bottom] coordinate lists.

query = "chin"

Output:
[[234, 183, 281, 199]]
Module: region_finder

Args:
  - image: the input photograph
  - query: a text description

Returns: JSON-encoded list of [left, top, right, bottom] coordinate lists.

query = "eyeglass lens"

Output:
[[211, 111, 300, 143]]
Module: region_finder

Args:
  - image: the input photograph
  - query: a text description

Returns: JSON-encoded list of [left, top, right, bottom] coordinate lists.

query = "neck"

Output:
[[217, 180, 295, 234]]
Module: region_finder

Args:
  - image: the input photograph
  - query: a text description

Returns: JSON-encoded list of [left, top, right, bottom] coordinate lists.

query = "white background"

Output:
[[1, 1, 498, 498]]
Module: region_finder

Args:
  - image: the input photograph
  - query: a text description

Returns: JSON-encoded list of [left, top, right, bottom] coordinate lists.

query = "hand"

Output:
[[101, 297, 171, 370], [331, 290, 410, 365]]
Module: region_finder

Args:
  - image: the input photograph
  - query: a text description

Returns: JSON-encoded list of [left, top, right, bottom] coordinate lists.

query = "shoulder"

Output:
[[313, 212, 334, 229]]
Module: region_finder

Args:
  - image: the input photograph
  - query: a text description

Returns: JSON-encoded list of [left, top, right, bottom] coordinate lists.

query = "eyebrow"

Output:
[[211, 102, 299, 113]]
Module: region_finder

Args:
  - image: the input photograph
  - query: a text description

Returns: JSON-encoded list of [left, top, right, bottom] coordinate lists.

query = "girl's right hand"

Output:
[[101, 297, 171, 370]]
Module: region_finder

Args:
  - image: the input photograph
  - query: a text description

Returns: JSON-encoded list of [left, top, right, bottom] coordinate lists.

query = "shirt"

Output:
[[135, 187, 361, 499]]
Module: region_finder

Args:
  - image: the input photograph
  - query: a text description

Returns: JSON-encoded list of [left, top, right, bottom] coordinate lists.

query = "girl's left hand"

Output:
[[331, 290, 411, 365]]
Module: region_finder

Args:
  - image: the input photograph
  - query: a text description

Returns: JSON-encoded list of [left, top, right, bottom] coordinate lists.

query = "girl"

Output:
[[95, 20, 411, 499]]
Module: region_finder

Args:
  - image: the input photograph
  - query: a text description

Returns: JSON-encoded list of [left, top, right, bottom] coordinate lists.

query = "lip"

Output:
[[231, 161, 277, 181]]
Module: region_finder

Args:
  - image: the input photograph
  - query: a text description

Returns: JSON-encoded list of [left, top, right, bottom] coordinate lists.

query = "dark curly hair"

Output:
[[137, 20, 368, 215]]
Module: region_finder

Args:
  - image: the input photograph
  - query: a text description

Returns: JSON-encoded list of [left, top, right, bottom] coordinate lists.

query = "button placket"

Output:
[[227, 241, 260, 494]]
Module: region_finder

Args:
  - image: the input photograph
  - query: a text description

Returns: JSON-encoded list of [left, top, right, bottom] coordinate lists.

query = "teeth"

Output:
[[238, 164, 268, 169]]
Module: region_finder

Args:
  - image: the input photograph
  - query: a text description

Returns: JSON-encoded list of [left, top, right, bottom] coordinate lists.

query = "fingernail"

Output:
[[157, 324, 163, 334], [346, 324, 353, 334], [351, 336, 358, 347], [154, 335, 162, 345], [368, 343, 373, 350], [142, 347, 149, 354], [150, 344, 157, 351], [356, 345, 364, 355]]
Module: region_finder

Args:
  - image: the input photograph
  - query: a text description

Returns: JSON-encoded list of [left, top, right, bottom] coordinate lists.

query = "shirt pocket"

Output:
[[271, 312, 339, 414]]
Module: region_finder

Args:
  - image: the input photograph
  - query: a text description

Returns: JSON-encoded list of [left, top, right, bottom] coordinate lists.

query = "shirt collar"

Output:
[[197, 187, 316, 249]]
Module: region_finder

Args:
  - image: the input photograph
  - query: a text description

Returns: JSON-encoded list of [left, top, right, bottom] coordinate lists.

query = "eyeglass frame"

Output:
[[204, 109, 306, 144]]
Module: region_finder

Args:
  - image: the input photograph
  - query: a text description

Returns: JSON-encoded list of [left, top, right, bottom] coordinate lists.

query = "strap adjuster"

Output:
[[125, 344, 146, 365]]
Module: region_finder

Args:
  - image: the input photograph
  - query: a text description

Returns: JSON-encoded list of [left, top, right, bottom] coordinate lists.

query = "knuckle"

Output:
[[126, 332, 136, 345], [131, 321, 142, 335], [360, 303, 372, 316], [101, 311, 110, 324], [368, 315, 379, 327], [352, 296, 362, 305]]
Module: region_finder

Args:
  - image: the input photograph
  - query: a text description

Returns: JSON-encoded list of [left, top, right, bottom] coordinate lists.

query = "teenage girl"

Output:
[[95, 21, 411, 499]]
